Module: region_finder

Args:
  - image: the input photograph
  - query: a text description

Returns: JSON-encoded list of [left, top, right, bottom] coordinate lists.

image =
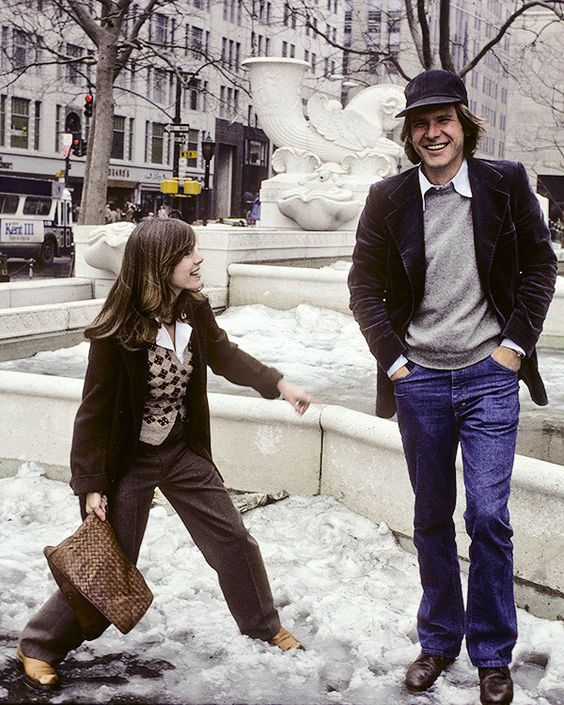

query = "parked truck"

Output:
[[0, 176, 73, 266]]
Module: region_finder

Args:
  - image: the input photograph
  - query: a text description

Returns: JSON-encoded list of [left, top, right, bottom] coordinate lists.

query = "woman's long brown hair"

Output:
[[85, 218, 204, 350]]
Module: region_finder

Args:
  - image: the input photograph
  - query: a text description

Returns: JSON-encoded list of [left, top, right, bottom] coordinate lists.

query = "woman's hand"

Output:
[[85, 492, 108, 521], [276, 379, 317, 416]]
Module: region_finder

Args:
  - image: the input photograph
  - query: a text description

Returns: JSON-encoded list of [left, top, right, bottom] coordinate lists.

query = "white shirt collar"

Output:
[[155, 318, 193, 358], [418, 159, 472, 210]]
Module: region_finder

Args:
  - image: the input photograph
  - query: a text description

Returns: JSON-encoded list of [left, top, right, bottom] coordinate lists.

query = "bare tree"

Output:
[[288, 0, 563, 81], [0, 0, 254, 224]]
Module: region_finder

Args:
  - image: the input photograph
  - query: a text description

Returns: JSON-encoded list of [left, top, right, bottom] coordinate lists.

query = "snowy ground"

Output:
[[1, 303, 563, 416], [1, 463, 564, 705]]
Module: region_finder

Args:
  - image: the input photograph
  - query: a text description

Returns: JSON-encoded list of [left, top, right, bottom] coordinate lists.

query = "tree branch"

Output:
[[460, 1, 564, 77], [417, 0, 433, 68], [438, 0, 455, 71]]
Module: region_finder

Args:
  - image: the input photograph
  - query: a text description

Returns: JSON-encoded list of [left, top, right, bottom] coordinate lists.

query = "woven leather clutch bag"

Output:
[[44, 514, 153, 638]]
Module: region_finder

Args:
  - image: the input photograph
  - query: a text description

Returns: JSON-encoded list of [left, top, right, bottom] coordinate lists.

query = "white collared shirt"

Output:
[[418, 159, 472, 210], [155, 318, 193, 359]]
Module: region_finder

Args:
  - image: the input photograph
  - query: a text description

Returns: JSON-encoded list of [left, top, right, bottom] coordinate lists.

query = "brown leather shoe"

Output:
[[268, 627, 304, 651], [16, 647, 59, 691], [479, 667, 513, 705], [405, 652, 455, 692]]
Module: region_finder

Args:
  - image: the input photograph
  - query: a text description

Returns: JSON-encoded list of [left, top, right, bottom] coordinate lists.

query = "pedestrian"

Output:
[[17, 217, 312, 691], [348, 69, 557, 705], [158, 204, 169, 218]]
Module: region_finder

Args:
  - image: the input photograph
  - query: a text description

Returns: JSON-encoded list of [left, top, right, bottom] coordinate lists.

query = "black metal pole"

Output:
[[173, 75, 182, 179], [203, 158, 210, 226], [64, 153, 71, 186]]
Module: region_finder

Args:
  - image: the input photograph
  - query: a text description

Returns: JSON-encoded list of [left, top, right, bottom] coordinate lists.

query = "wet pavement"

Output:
[[1, 632, 179, 705], [5, 257, 73, 282]]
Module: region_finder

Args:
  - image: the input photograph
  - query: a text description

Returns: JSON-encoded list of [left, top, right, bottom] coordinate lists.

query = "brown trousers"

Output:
[[19, 419, 281, 665]]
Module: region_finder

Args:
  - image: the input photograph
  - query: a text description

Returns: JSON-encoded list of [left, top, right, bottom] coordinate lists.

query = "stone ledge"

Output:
[[0, 369, 562, 619]]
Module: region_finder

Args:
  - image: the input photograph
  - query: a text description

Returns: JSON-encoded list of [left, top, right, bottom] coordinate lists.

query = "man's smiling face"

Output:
[[409, 104, 465, 184]]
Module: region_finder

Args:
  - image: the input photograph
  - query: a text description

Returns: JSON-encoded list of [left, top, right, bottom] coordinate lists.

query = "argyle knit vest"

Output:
[[139, 344, 193, 445]]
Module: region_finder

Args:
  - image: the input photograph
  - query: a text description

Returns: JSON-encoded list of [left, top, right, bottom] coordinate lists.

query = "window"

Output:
[[246, 139, 267, 165], [186, 78, 201, 111], [23, 197, 51, 216], [367, 9, 381, 34], [127, 118, 134, 160], [0, 194, 18, 213], [152, 68, 168, 103], [187, 128, 198, 168], [13, 29, 32, 69], [220, 86, 226, 117], [282, 41, 287, 57], [152, 13, 168, 45], [0, 94, 6, 146], [112, 115, 126, 159], [145, 122, 167, 163], [11, 97, 30, 149], [66, 43, 83, 85], [34, 100, 40, 150], [191, 26, 203, 56]]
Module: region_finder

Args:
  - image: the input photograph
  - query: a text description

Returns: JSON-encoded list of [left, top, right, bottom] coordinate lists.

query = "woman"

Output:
[[17, 218, 312, 690]]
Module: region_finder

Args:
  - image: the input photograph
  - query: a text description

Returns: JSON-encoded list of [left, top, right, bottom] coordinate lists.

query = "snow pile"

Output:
[[2, 303, 562, 416], [1, 465, 564, 704]]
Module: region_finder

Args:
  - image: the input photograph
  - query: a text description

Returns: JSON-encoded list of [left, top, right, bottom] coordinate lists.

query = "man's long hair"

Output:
[[400, 103, 486, 165], [85, 218, 204, 350]]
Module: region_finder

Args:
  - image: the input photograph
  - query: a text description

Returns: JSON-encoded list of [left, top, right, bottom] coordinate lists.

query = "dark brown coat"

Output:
[[70, 298, 282, 495]]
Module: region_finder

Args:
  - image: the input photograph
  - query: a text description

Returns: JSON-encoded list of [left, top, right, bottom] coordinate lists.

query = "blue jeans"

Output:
[[394, 355, 520, 667]]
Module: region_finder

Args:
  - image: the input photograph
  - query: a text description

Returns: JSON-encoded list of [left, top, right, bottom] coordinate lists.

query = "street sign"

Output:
[[178, 157, 187, 178], [61, 132, 73, 158], [164, 123, 191, 133], [182, 150, 198, 159]]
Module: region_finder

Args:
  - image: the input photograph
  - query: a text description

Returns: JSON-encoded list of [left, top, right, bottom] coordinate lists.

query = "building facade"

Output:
[[0, 0, 345, 221]]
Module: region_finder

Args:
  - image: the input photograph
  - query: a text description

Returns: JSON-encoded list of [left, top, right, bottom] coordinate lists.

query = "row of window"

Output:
[[219, 85, 240, 119], [221, 38, 242, 69], [0, 95, 213, 167], [250, 31, 270, 56]]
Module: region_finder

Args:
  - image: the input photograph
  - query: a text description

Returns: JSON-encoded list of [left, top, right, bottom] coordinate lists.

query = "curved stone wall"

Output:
[[0, 369, 562, 619]]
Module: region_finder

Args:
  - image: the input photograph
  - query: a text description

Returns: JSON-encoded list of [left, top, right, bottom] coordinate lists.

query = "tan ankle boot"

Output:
[[269, 627, 304, 651], [16, 647, 59, 690]]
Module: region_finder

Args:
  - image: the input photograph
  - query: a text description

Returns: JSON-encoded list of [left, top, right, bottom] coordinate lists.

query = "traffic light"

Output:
[[84, 94, 94, 118], [71, 133, 87, 157]]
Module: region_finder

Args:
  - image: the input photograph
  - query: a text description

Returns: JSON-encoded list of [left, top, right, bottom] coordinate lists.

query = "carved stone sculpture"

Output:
[[242, 57, 405, 231], [84, 222, 134, 275]]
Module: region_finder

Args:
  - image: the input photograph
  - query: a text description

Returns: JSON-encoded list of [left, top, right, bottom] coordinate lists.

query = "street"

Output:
[[6, 256, 73, 281]]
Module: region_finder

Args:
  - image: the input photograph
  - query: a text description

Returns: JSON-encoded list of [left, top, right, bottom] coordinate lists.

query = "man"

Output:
[[348, 69, 557, 705]]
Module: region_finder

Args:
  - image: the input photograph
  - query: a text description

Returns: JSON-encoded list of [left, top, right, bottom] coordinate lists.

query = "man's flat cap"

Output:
[[396, 69, 468, 117]]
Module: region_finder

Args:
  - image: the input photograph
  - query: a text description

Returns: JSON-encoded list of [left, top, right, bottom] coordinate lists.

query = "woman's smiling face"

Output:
[[169, 247, 204, 294]]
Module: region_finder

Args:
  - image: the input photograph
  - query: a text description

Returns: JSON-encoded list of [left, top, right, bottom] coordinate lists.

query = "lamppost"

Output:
[[201, 132, 216, 226]]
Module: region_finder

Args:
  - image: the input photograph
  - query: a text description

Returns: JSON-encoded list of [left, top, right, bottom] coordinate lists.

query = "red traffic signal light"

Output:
[[71, 133, 87, 157], [84, 94, 94, 118]]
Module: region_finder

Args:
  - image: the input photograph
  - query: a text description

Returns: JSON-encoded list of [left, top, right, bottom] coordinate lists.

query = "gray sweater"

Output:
[[406, 184, 501, 369]]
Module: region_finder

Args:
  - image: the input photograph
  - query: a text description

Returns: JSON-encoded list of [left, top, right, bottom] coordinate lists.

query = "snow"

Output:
[[1, 303, 562, 415], [1, 304, 563, 702], [1, 463, 564, 704]]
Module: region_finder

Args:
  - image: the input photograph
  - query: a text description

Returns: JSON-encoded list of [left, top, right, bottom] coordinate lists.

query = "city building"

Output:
[[0, 0, 344, 221]]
